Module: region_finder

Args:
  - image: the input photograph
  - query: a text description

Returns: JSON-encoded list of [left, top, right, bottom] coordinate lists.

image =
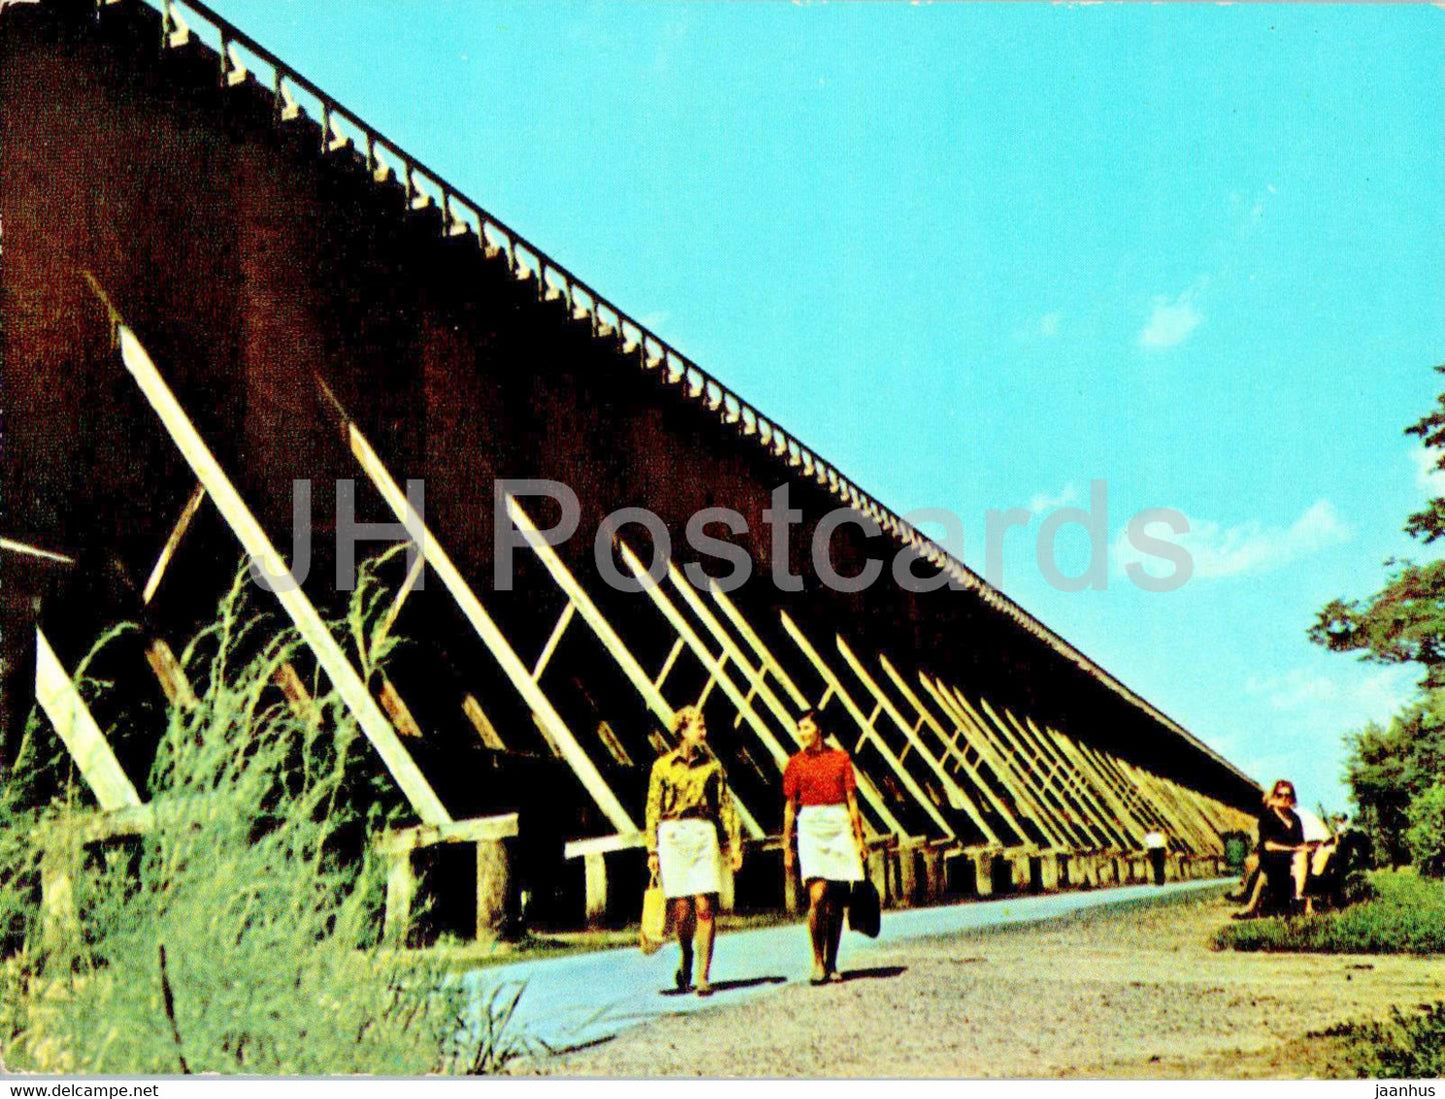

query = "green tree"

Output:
[[1313, 364, 1445, 868]]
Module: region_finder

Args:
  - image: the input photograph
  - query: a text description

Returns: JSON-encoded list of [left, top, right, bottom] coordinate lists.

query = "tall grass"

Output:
[[0, 560, 525, 1074]]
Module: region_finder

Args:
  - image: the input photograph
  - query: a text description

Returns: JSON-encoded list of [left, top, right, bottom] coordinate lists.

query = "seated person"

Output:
[[1255, 779, 1305, 917]]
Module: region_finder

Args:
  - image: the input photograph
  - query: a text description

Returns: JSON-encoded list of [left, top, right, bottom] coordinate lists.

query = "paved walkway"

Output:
[[465, 878, 1231, 1055]]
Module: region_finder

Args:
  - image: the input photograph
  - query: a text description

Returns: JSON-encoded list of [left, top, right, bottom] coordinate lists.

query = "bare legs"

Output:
[[670, 894, 718, 994], [806, 879, 845, 982]]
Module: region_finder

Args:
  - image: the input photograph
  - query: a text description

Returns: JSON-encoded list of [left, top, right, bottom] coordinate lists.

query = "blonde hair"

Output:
[[671, 705, 701, 735]]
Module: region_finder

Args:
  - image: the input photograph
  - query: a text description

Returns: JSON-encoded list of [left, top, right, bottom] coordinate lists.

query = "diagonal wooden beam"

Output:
[[1035, 720, 1151, 846], [972, 693, 1108, 851], [876, 654, 1030, 849], [1000, 706, 1131, 849], [660, 568, 900, 839], [834, 638, 998, 844], [312, 383, 633, 832], [920, 676, 1067, 850], [781, 612, 954, 840], [34, 626, 143, 811], [707, 585, 809, 710], [935, 682, 1075, 848], [113, 322, 450, 826], [142, 483, 207, 606], [506, 501, 766, 838], [971, 695, 1108, 850]]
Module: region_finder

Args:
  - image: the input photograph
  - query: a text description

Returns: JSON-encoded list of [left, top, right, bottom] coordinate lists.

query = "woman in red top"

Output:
[[783, 710, 866, 984]]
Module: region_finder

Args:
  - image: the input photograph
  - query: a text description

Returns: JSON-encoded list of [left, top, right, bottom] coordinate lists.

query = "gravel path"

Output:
[[527, 888, 1445, 1078]]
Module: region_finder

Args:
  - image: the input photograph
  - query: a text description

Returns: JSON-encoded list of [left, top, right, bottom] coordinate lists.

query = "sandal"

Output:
[[695, 983, 713, 997]]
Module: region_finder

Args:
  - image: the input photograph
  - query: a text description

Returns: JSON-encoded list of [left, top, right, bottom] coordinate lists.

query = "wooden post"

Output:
[[384, 850, 418, 944], [475, 840, 513, 940], [584, 853, 608, 928], [40, 844, 79, 953], [719, 856, 736, 913], [974, 852, 994, 898], [922, 849, 946, 902], [868, 847, 889, 905], [1040, 852, 1060, 891], [898, 846, 918, 907]]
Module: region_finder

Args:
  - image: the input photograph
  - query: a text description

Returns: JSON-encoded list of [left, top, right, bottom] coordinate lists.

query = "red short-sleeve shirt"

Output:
[[783, 748, 856, 807]]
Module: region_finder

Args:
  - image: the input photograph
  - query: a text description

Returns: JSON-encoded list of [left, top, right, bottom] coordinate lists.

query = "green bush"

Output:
[[1216, 869, 1445, 955], [0, 565, 525, 1074], [1405, 783, 1445, 879], [1327, 1002, 1445, 1079]]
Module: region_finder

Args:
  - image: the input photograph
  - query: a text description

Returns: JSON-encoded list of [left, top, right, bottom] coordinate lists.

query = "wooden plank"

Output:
[[144, 638, 197, 709], [0, 537, 76, 565], [116, 327, 450, 825], [142, 482, 206, 605], [34, 626, 143, 812], [654, 638, 685, 690], [373, 547, 427, 649], [564, 831, 648, 859], [378, 676, 423, 738], [375, 812, 520, 855], [309, 379, 631, 832]]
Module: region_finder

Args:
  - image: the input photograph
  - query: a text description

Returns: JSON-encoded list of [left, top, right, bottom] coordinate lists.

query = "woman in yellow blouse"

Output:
[[646, 706, 742, 996]]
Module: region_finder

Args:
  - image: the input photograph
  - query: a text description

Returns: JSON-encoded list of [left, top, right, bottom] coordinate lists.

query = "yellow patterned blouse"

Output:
[[645, 746, 741, 854]]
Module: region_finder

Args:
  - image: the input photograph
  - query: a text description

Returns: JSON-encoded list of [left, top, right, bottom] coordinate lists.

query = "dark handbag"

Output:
[[846, 877, 881, 938]]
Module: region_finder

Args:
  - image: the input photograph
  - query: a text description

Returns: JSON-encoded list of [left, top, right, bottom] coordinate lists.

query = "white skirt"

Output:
[[797, 804, 864, 883], [657, 818, 724, 899]]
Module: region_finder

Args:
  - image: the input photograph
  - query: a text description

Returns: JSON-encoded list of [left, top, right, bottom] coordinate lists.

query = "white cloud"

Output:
[[1038, 312, 1061, 338], [1115, 499, 1351, 581], [1245, 666, 1414, 722], [1410, 446, 1445, 497], [1138, 286, 1204, 350], [1027, 482, 1078, 515]]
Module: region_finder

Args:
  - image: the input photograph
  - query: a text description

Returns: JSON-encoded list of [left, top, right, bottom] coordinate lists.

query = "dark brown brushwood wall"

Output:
[[0, 0, 1261, 818]]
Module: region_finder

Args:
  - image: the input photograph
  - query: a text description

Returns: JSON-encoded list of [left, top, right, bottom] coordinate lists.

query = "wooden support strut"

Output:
[[920, 677, 1067, 851], [112, 324, 450, 825], [972, 696, 1106, 851], [834, 638, 998, 845], [34, 627, 143, 811], [779, 611, 955, 841], [505, 501, 768, 837], [1038, 720, 1152, 847], [875, 654, 1031, 850], [957, 689, 1098, 852], [1000, 708, 1127, 849], [310, 381, 633, 833], [657, 565, 897, 839]]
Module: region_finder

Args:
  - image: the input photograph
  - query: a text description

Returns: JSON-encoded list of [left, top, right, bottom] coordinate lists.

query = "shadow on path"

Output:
[[658, 975, 788, 997], [837, 964, 907, 982]]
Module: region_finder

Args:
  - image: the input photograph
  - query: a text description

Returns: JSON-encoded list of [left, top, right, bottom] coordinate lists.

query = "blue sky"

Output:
[[199, 0, 1444, 811]]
